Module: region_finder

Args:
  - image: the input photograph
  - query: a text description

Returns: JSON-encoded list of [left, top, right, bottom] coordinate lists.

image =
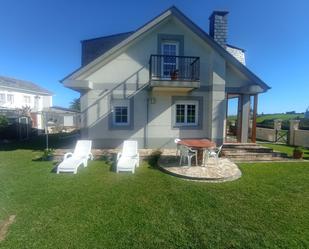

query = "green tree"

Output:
[[69, 98, 80, 111], [0, 115, 8, 131]]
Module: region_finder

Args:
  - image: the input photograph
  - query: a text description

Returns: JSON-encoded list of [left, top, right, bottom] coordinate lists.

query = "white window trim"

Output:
[[7, 94, 14, 104], [175, 100, 198, 126], [0, 93, 6, 104], [112, 104, 130, 126], [161, 41, 179, 79], [24, 95, 31, 105]]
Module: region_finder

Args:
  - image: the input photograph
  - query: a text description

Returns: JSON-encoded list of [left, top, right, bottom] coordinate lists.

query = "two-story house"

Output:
[[0, 75, 53, 129], [62, 6, 270, 149]]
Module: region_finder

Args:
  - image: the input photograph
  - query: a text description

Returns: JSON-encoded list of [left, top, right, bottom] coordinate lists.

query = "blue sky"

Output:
[[0, 0, 308, 113]]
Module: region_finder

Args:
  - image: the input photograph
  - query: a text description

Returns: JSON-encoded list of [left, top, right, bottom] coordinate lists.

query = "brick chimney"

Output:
[[209, 11, 229, 48]]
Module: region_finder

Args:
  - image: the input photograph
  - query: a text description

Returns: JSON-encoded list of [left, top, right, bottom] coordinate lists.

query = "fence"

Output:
[[256, 119, 309, 148]]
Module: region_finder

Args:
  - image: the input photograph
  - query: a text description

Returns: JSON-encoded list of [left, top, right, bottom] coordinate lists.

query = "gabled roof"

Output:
[[48, 106, 79, 113], [0, 75, 53, 95], [62, 6, 270, 91], [81, 31, 134, 66]]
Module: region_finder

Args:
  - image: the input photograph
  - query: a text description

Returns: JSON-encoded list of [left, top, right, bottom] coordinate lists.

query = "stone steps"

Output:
[[222, 143, 288, 162]]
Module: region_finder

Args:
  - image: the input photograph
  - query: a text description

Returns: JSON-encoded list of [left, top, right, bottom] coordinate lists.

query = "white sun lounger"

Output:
[[57, 140, 93, 174], [116, 140, 139, 173]]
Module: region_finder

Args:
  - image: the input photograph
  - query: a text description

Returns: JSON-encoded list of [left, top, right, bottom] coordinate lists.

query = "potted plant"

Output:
[[293, 147, 303, 159], [170, 69, 179, 80]]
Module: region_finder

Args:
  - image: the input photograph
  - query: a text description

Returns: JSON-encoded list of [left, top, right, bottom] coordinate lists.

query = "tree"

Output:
[[0, 115, 8, 131], [69, 98, 80, 111]]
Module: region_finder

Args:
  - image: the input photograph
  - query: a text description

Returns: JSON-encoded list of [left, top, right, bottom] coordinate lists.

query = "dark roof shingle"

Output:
[[0, 75, 52, 95], [81, 31, 134, 66]]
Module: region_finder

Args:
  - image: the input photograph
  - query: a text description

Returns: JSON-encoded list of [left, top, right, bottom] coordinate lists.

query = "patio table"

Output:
[[177, 139, 216, 166]]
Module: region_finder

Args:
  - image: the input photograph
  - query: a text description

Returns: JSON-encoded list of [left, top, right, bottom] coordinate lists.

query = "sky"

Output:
[[0, 0, 308, 114]]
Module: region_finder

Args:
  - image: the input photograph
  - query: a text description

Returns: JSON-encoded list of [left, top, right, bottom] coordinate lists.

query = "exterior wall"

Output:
[[0, 88, 52, 129], [293, 130, 309, 148], [0, 88, 51, 111], [256, 127, 276, 142], [76, 17, 255, 148]]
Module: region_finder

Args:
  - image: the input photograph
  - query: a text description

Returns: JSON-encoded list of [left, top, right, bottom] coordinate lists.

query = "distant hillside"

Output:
[[256, 113, 304, 123]]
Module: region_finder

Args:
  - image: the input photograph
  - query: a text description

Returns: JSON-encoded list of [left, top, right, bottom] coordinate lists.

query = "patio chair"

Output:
[[179, 145, 198, 167], [174, 138, 181, 156], [116, 140, 139, 173], [204, 145, 223, 166], [57, 140, 93, 174]]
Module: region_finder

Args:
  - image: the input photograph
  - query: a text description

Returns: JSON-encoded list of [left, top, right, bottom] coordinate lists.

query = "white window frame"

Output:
[[161, 41, 179, 79], [175, 100, 198, 126], [112, 101, 130, 126], [7, 94, 14, 104], [0, 93, 5, 105], [24, 95, 31, 105]]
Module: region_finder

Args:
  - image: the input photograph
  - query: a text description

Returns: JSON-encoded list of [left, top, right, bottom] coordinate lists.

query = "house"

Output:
[[61, 6, 270, 149], [0, 75, 53, 130], [43, 106, 80, 133]]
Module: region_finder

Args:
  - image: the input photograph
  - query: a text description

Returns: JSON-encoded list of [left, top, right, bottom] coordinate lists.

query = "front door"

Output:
[[161, 42, 179, 79]]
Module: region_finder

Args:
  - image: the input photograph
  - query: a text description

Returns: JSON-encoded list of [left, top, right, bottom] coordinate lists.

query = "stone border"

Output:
[[158, 157, 242, 183]]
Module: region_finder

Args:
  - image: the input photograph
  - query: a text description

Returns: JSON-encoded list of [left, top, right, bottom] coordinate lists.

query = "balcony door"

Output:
[[161, 41, 179, 79]]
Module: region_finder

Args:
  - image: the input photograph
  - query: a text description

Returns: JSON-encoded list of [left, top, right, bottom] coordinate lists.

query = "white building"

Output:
[[0, 75, 53, 129]]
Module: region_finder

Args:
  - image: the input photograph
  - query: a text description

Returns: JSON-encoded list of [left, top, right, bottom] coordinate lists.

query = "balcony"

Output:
[[149, 55, 200, 91]]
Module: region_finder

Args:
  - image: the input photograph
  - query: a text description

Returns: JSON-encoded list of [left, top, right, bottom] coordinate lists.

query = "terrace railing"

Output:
[[149, 55, 200, 81]]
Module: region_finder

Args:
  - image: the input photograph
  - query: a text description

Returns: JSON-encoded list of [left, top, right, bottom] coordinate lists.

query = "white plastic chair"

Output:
[[174, 138, 181, 156], [179, 145, 198, 167], [57, 140, 93, 174], [116, 140, 139, 173], [204, 145, 223, 166]]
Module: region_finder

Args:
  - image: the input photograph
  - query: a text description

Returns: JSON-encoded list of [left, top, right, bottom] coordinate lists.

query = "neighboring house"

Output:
[[61, 6, 270, 149], [43, 106, 80, 133], [0, 75, 53, 129]]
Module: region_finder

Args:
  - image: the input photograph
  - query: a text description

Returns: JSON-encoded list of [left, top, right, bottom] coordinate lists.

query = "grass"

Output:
[[261, 143, 309, 160], [0, 138, 308, 248]]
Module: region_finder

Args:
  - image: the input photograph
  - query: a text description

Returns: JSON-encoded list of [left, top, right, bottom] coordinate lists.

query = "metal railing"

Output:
[[149, 55, 200, 81]]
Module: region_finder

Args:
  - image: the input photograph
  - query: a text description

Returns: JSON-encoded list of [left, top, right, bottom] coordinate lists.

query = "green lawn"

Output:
[[0, 145, 308, 248], [261, 143, 309, 160]]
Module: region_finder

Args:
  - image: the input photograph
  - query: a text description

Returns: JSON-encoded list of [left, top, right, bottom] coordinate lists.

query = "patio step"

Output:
[[222, 144, 288, 162]]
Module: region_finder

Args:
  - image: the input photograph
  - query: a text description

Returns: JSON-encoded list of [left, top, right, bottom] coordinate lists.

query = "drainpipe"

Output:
[[144, 94, 150, 149]]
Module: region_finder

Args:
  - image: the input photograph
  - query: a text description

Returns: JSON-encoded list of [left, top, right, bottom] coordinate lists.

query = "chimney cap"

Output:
[[209, 10, 229, 20]]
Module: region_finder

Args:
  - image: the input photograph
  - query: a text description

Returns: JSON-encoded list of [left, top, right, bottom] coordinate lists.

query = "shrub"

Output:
[[0, 115, 8, 131], [147, 150, 162, 168], [293, 147, 303, 159], [41, 148, 55, 161]]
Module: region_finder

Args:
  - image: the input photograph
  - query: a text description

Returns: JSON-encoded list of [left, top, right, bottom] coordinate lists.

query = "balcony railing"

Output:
[[149, 55, 200, 81]]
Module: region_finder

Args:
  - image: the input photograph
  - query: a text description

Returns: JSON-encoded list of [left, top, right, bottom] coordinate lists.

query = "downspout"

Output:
[[144, 91, 150, 149]]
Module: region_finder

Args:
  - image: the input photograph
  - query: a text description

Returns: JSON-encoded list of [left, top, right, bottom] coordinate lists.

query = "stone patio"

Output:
[[158, 156, 242, 182]]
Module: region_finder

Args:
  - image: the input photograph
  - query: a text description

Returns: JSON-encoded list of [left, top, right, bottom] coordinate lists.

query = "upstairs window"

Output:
[[175, 101, 198, 126], [161, 41, 179, 78], [0, 93, 5, 105], [7, 94, 14, 104], [24, 96, 31, 105]]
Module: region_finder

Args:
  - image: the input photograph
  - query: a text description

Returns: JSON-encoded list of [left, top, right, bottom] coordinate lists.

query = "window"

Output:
[[175, 101, 198, 126], [7, 94, 14, 104], [24, 96, 31, 105], [161, 42, 179, 78], [110, 99, 132, 130], [113, 106, 128, 125], [0, 93, 5, 105]]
